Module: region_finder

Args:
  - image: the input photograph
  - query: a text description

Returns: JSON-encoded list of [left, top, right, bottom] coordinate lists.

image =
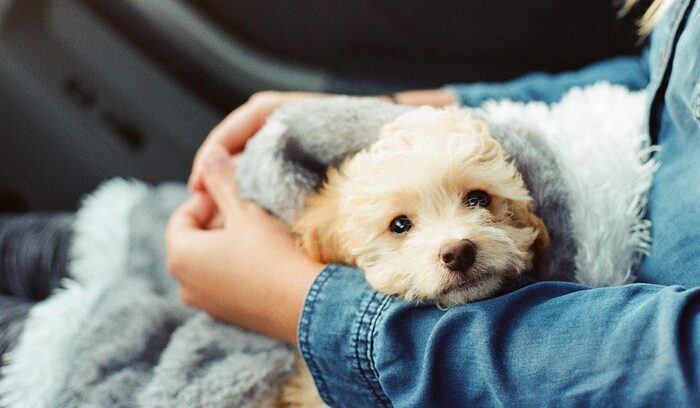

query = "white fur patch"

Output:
[[481, 82, 654, 286]]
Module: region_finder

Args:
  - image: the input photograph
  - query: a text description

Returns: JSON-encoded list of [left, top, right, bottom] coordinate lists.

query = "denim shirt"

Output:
[[298, 1, 700, 406]]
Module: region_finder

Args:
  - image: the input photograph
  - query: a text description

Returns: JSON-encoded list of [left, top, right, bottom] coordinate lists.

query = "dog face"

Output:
[[294, 107, 548, 306]]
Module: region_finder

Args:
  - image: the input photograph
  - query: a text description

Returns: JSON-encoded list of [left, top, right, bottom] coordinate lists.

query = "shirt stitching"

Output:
[[366, 296, 393, 387], [298, 264, 338, 407], [353, 290, 392, 407], [693, 78, 700, 121]]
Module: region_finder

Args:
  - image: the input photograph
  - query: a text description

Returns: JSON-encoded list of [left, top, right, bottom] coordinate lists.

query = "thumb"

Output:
[[202, 145, 240, 219]]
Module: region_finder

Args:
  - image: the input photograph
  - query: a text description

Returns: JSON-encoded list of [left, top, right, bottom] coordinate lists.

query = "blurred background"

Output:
[[0, 0, 641, 212]]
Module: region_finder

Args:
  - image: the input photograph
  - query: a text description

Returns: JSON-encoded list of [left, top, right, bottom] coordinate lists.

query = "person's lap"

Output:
[[0, 104, 696, 365]]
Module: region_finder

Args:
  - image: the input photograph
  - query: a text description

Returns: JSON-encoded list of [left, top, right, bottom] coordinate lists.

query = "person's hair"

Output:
[[621, 0, 677, 36]]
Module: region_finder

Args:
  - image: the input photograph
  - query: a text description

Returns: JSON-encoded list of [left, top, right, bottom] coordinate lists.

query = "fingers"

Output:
[[165, 193, 219, 279], [207, 101, 270, 152], [201, 145, 241, 221], [188, 91, 330, 192], [167, 193, 217, 232], [188, 97, 273, 191], [206, 211, 225, 230]]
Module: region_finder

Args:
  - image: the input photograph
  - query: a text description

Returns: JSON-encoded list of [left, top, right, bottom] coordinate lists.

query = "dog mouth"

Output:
[[439, 273, 489, 296]]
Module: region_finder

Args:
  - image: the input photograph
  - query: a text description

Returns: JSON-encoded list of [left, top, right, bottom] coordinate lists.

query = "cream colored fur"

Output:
[[282, 107, 548, 406], [295, 107, 546, 307]]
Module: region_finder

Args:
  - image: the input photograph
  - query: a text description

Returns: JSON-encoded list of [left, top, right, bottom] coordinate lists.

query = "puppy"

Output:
[[296, 106, 548, 306], [278, 106, 549, 406]]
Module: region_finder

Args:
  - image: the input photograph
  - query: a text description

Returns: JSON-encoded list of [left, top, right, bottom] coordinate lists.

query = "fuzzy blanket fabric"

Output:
[[0, 83, 655, 407]]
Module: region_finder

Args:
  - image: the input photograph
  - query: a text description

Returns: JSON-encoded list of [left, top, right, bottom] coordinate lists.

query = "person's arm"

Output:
[[166, 146, 323, 343], [371, 55, 649, 109], [446, 54, 649, 106], [168, 160, 700, 408], [300, 264, 700, 407]]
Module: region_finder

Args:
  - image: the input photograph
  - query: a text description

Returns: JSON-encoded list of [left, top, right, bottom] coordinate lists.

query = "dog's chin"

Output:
[[434, 274, 504, 307]]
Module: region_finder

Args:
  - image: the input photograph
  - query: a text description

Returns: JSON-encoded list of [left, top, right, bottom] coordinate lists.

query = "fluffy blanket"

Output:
[[0, 83, 655, 407]]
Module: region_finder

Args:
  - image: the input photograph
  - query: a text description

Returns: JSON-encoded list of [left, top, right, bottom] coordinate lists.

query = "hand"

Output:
[[187, 89, 459, 192], [167, 145, 325, 343], [188, 91, 330, 192]]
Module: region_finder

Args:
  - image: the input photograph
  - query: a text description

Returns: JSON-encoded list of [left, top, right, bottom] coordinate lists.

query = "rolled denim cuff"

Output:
[[298, 264, 393, 407]]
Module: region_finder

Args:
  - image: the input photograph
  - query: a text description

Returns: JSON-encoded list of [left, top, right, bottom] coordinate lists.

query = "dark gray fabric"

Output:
[[0, 298, 31, 363], [0, 213, 74, 366], [195, 0, 640, 89], [0, 214, 73, 299]]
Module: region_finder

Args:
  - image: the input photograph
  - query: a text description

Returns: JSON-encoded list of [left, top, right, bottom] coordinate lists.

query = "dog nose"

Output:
[[440, 239, 477, 273]]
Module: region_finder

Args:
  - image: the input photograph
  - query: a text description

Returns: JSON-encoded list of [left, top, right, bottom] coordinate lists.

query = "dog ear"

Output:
[[292, 177, 353, 264], [511, 202, 550, 256]]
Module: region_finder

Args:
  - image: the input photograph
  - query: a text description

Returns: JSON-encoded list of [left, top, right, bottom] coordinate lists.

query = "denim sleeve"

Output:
[[445, 55, 649, 106], [298, 265, 393, 407], [299, 265, 700, 407]]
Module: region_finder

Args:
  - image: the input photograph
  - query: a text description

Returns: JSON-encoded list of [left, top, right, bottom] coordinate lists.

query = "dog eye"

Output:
[[465, 190, 491, 207], [389, 215, 413, 234]]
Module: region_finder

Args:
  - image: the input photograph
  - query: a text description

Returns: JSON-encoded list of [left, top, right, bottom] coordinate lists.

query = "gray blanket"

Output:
[[0, 88, 653, 407]]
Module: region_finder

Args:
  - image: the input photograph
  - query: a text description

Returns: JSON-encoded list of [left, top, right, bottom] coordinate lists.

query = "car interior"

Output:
[[0, 0, 640, 212]]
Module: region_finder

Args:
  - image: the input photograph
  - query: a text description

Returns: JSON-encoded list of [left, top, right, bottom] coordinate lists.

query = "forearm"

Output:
[[241, 257, 323, 344], [180, 237, 324, 345], [300, 265, 700, 407], [168, 146, 326, 345], [382, 55, 648, 110]]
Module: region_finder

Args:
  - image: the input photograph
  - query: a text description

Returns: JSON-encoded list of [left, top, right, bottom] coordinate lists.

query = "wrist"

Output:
[[252, 256, 326, 344]]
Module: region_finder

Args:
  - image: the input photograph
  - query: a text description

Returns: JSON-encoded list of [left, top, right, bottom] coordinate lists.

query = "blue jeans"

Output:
[[299, 1, 700, 406]]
